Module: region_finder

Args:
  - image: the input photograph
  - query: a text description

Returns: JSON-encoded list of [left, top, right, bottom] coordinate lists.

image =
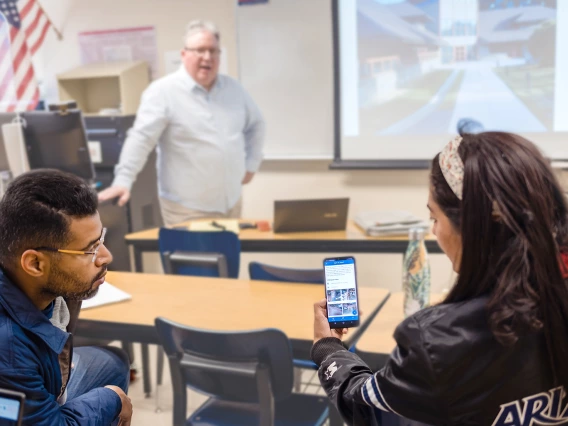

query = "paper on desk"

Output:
[[188, 219, 240, 234], [81, 282, 132, 310]]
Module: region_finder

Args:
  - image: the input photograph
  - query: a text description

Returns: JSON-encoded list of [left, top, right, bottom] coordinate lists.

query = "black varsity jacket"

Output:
[[311, 296, 567, 426]]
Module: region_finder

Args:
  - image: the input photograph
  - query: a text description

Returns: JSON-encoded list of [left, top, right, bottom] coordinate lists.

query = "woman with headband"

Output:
[[311, 132, 568, 426]]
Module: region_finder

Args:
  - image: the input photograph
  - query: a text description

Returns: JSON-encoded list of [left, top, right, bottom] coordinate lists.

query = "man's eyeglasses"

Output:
[[184, 47, 221, 58], [34, 228, 107, 263]]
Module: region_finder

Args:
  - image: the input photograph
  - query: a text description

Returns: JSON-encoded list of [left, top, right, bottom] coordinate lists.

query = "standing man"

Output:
[[98, 20, 265, 226]]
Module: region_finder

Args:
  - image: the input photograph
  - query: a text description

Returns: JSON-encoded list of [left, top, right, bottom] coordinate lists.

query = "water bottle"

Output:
[[403, 227, 431, 317]]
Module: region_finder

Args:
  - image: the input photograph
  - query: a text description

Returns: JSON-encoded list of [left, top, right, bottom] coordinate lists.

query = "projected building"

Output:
[[478, 6, 555, 60], [439, 0, 479, 62], [357, 0, 443, 105]]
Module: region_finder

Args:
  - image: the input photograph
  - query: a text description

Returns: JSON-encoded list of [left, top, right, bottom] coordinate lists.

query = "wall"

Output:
[[35, 0, 238, 103]]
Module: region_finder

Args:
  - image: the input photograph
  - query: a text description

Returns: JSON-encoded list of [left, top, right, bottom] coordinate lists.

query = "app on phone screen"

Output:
[[324, 257, 359, 324]]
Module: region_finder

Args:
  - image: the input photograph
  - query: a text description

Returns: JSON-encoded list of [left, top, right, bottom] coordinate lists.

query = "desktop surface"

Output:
[[125, 219, 435, 242], [78, 271, 389, 343]]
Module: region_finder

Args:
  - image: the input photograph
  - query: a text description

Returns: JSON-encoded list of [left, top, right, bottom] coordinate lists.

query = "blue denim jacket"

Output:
[[0, 269, 121, 425]]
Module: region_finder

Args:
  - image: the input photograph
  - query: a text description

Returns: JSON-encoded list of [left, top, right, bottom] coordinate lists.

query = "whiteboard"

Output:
[[237, 0, 334, 159]]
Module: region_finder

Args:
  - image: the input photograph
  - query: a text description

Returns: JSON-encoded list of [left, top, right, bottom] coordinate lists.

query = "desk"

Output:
[[78, 272, 389, 347], [125, 220, 442, 272], [356, 292, 444, 370], [77, 272, 389, 425]]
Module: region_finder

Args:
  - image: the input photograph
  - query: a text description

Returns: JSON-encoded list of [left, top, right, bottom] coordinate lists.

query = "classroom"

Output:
[[0, 0, 567, 425]]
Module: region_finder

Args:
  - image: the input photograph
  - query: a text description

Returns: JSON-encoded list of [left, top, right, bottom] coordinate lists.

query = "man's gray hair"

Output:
[[183, 20, 220, 45]]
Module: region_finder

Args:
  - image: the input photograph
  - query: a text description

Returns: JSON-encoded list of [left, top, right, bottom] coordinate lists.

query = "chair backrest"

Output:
[[159, 228, 241, 278], [155, 317, 294, 403], [249, 261, 324, 284]]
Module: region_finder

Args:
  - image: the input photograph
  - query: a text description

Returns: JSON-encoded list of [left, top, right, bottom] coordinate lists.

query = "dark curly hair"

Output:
[[431, 132, 568, 388], [0, 169, 98, 271]]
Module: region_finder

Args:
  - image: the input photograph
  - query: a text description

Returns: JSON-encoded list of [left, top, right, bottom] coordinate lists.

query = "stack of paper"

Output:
[[81, 283, 132, 310], [354, 211, 429, 237]]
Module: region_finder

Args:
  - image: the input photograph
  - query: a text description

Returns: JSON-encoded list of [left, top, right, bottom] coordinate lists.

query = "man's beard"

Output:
[[42, 265, 106, 301]]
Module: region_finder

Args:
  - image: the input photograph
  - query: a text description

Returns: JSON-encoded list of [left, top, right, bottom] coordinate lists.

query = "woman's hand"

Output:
[[313, 298, 348, 344]]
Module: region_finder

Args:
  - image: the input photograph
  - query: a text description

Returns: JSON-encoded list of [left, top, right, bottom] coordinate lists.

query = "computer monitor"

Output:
[[0, 114, 16, 172], [21, 111, 95, 181]]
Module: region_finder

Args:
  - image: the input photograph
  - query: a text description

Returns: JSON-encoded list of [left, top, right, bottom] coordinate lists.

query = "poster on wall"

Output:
[[238, 0, 268, 5], [78, 26, 158, 79]]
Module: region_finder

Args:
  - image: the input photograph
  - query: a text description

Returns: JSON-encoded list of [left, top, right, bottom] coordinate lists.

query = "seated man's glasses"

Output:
[[34, 228, 107, 263]]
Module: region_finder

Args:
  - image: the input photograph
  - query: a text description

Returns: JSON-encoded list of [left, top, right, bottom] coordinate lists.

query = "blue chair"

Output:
[[152, 228, 241, 409], [159, 228, 241, 278], [248, 262, 325, 284], [249, 262, 325, 390], [155, 317, 329, 426]]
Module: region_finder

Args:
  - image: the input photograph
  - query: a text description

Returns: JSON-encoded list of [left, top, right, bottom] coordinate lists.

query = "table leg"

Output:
[[141, 343, 152, 397], [131, 245, 144, 273], [121, 341, 135, 364]]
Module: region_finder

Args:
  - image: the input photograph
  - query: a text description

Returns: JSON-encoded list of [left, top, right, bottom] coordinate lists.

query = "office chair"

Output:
[[155, 317, 329, 426]]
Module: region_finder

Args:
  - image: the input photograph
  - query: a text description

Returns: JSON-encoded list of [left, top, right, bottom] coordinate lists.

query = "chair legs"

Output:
[[139, 343, 165, 403], [293, 368, 302, 392], [141, 343, 152, 397], [155, 346, 165, 412], [121, 341, 135, 364], [157, 346, 165, 386]]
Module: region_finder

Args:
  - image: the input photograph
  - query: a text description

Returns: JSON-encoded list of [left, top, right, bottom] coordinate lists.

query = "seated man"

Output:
[[0, 170, 132, 425]]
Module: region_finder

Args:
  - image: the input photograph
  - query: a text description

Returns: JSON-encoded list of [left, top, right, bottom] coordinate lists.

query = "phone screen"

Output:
[[324, 257, 360, 328], [0, 395, 22, 426]]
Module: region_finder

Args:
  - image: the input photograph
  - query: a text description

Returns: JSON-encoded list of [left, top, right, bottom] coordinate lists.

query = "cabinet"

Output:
[[57, 62, 149, 115]]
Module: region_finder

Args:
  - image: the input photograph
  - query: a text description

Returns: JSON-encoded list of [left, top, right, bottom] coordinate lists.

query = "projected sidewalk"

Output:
[[379, 63, 546, 135], [448, 66, 546, 133]]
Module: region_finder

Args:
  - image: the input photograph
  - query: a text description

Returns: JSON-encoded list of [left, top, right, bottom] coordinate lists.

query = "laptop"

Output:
[[273, 198, 349, 233]]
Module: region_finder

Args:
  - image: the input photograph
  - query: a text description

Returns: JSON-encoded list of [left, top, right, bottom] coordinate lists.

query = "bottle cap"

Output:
[[409, 227, 425, 240]]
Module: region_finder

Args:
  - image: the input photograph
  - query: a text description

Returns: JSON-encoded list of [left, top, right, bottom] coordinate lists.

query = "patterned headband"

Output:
[[439, 136, 464, 200]]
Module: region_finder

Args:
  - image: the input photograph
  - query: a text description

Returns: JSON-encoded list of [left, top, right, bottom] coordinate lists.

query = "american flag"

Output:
[[0, 0, 53, 112]]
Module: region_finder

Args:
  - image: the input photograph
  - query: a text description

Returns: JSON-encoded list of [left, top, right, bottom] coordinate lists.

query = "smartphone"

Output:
[[323, 256, 360, 329], [0, 389, 25, 426]]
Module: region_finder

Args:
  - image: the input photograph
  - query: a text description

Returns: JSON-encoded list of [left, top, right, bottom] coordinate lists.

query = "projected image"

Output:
[[355, 0, 557, 136]]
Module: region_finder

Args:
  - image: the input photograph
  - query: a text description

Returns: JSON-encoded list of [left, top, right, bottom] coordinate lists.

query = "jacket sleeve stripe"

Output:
[[362, 382, 374, 407], [362, 376, 400, 415]]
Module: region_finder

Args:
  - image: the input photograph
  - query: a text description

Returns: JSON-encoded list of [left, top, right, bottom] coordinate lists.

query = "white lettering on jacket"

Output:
[[492, 387, 568, 426]]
